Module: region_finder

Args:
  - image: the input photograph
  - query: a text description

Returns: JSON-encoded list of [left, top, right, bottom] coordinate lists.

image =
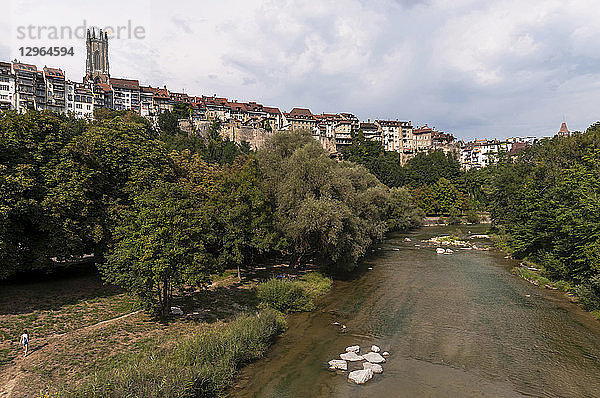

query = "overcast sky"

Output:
[[2, 0, 599, 140]]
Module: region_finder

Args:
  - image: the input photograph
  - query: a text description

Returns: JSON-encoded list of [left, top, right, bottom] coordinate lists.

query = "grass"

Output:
[[55, 308, 286, 398], [210, 269, 239, 283], [2, 266, 334, 397], [512, 264, 573, 292], [256, 272, 332, 313]]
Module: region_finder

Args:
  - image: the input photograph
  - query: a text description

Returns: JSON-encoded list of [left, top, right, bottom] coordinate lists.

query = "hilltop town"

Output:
[[0, 29, 569, 169]]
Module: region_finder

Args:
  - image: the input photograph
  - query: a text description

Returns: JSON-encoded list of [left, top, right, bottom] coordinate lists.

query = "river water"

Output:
[[232, 226, 600, 397]]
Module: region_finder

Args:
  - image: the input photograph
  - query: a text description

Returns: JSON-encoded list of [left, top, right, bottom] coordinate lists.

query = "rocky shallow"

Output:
[[328, 345, 390, 385]]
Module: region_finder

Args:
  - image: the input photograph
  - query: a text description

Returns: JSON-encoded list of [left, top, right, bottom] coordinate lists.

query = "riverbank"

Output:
[[0, 265, 331, 397], [489, 233, 600, 320]]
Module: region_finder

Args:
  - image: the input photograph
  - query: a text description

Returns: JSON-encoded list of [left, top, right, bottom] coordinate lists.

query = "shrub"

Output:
[[256, 272, 332, 313], [65, 308, 286, 398], [446, 207, 462, 225], [574, 284, 600, 312], [465, 210, 480, 224]]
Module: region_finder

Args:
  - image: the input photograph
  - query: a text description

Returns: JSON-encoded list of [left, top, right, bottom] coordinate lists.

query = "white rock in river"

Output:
[[345, 345, 360, 353], [340, 351, 364, 361], [363, 362, 383, 374], [328, 359, 348, 371], [371, 345, 380, 353], [436, 247, 446, 254], [382, 351, 390, 357], [348, 368, 373, 384], [363, 352, 386, 363]]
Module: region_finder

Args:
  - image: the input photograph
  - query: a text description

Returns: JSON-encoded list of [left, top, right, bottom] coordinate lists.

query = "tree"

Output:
[[489, 123, 600, 287], [387, 187, 424, 231], [257, 131, 395, 271], [0, 111, 85, 278], [102, 182, 214, 318], [43, 117, 175, 263], [404, 150, 461, 187], [211, 156, 282, 280]]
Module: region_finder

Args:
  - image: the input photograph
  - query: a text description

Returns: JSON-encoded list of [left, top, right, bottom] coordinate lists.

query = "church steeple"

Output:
[[557, 122, 570, 137], [84, 28, 110, 84]]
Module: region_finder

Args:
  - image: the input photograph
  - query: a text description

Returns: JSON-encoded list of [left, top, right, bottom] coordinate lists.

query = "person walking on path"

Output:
[[19, 331, 29, 357]]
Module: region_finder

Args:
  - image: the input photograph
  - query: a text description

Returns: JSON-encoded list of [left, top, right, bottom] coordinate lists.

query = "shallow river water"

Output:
[[231, 226, 600, 397]]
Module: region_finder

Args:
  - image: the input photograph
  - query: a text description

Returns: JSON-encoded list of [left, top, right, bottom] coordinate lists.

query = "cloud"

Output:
[[1, 0, 600, 139]]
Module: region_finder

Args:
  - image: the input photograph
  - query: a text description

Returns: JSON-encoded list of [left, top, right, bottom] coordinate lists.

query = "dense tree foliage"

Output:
[[0, 111, 422, 315], [257, 131, 422, 271], [342, 131, 480, 216], [103, 182, 213, 317], [490, 124, 600, 307]]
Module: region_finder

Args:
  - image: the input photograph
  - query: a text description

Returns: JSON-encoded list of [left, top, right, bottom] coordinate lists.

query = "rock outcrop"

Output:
[[362, 352, 386, 363], [348, 369, 373, 384], [363, 362, 383, 374], [328, 359, 348, 371], [340, 351, 364, 361]]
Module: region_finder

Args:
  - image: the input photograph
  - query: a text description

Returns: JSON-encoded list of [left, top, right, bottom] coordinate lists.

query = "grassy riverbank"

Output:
[[0, 268, 331, 397], [58, 308, 286, 398], [492, 233, 600, 320], [511, 261, 600, 319]]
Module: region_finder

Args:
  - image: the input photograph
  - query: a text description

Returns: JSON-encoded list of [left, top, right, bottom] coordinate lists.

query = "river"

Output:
[[231, 225, 600, 397]]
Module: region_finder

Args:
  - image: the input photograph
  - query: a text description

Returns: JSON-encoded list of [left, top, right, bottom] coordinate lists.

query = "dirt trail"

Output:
[[0, 310, 141, 398]]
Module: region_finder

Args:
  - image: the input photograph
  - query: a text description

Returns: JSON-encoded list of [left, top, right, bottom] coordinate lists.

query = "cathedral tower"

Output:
[[84, 28, 110, 84]]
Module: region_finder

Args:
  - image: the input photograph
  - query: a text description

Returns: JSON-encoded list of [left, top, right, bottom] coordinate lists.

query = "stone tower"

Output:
[[84, 28, 110, 84]]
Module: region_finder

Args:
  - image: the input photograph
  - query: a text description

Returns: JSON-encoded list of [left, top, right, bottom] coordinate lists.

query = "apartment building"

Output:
[[375, 120, 402, 152], [0, 62, 14, 110], [285, 107, 318, 132], [12, 62, 37, 112], [110, 78, 140, 112], [66, 81, 94, 119], [460, 139, 512, 169], [43, 67, 66, 114]]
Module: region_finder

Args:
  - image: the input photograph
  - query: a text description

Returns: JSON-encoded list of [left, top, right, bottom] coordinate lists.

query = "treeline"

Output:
[[343, 131, 488, 221], [489, 124, 600, 310], [0, 110, 421, 317]]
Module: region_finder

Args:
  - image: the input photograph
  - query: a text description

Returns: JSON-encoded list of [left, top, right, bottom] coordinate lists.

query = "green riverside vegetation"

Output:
[[0, 110, 423, 318], [61, 308, 286, 398], [488, 123, 600, 314], [256, 272, 332, 313]]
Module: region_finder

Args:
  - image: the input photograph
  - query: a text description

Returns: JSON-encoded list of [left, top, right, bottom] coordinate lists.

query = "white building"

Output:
[[0, 61, 14, 110], [460, 139, 513, 169], [376, 120, 402, 152], [66, 81, 94, 119]]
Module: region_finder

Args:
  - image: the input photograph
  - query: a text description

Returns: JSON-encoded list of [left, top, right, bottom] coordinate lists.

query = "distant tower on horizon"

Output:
[[557, 121, 570, 137], [84, 28, 110, 84]]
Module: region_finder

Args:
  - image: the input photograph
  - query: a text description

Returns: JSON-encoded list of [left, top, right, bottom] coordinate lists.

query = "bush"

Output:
[[465, 210, 480, 224], [65, 308, 286, 397], [446, 207, 462, 225], [256, 272, 332, 313], [574, 284, 600, 312]]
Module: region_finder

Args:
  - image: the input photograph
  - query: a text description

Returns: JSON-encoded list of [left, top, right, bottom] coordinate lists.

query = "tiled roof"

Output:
[[289, 107, 313, 118], [558, 122, 569, 134], [43, 67, 64, 79], [376, 120, 401, 127], [110, 77, 140, 90], [13, 62, 37, 72], [263, 106, 281, 115], [95, 83, 112, 93], [360, 122, 378, 130]]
